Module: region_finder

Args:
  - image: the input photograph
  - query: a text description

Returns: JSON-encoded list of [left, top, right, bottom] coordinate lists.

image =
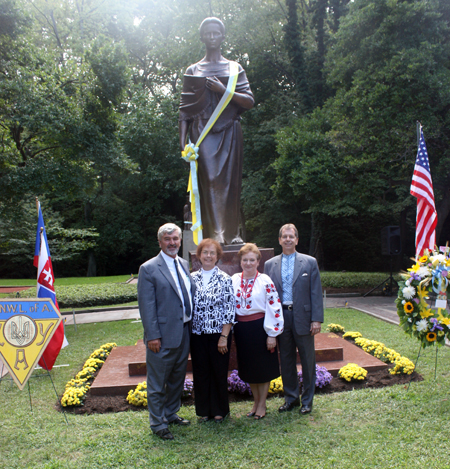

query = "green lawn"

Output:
[[1, 308, 449, 469], [0, 275, 134, 287]]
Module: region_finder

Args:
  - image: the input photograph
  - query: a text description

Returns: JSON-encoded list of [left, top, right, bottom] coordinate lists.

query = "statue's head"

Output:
[[199, 17, 225, 49]]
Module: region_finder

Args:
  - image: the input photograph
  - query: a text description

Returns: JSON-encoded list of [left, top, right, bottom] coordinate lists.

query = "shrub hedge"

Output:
[[15, 283, 137, 309], [320, 272, 401, 289], [10, 272, 401, 308]]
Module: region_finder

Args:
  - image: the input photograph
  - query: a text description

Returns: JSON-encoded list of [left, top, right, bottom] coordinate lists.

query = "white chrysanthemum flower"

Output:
[[418, 266, 430, 277], [402, 285, 416, 299], [416, 319, 429, 332], [405, 280, 411, 286], [430, 254, 446, 267]]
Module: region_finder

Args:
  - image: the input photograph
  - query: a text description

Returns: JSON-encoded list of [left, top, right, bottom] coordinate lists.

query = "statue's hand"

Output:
[[206, 76, 226, 94]]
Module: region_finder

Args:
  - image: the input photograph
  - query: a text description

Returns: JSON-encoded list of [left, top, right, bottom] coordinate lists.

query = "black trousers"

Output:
[[190, 332, 232, 418]]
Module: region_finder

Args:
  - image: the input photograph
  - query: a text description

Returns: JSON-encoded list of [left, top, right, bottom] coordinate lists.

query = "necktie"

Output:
[[282, 254, 294, 303], [174, 259, 191, 318]]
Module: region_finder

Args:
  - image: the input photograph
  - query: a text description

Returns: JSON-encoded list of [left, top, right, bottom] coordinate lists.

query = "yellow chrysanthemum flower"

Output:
[[326, 323, 345, 333], [338, 363, 367, 382], [343, 331, 362, 339], [269, 376, 284, 394], [390, 356, 415, 375], [127, 381, 148, 406]]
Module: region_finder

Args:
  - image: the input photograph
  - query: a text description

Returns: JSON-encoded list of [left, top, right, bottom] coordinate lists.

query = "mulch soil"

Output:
[[58, 367, 423, 415]]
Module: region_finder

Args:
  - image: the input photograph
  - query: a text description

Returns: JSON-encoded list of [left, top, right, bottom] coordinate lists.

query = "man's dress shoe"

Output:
[[300, 405, 312, 415], [155, 428, 174, 440], [278, 399, 300, 412], [169, 416, 191, 426]]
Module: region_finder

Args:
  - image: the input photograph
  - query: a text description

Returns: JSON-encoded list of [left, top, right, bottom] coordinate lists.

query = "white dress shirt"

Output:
[[161, 251, 192, 322]]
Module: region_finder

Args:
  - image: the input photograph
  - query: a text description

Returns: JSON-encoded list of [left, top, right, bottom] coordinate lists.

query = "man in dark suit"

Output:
[[264, 223, 323, 415], [138, 223, 194, 440]]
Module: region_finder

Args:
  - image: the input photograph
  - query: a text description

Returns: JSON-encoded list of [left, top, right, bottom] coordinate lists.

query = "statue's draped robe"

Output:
[[179, 61, 254, 245]]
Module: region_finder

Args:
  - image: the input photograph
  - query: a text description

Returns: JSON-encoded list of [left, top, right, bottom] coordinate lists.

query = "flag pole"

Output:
[[35, 196, 39, 214], [416, 121, 421, 146], [37, 227, 44, 281]]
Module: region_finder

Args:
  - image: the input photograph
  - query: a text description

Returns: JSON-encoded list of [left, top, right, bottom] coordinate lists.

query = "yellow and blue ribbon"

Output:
[[431, 266, 449, 294], [181, 61, 240, 245]]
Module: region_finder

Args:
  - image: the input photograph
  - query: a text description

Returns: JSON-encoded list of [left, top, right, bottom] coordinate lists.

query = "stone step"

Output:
[[128, 335, 344, 377]]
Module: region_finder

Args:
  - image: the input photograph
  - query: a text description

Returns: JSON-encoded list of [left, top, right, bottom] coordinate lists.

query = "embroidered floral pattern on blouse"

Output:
[[231, 273, 284, 337]]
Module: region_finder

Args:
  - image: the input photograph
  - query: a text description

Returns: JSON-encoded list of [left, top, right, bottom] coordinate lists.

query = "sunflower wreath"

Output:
[[396, 247, 450, 347]]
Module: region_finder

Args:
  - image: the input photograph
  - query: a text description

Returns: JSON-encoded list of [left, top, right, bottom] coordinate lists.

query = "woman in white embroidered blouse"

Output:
[[191, 239, 236, 423], [231, 243, 284, 420]]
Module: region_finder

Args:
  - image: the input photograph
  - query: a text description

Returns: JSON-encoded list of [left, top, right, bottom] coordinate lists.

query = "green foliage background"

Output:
[[1, 0, 450, 277]]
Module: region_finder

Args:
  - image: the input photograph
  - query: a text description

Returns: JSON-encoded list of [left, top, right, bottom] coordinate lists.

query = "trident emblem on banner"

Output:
[[4, 315, 37, 347]]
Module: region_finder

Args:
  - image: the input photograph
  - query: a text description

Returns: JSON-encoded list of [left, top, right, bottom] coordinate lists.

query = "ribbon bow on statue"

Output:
[[181, 142, 202, 244], [181, 61, 240, 245]]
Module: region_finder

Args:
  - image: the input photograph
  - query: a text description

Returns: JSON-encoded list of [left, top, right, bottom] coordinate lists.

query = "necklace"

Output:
[[238, 271, 259, 309]]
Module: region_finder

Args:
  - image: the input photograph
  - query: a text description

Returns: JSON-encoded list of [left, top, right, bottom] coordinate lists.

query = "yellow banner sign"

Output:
[[0, 299, 62, 390]]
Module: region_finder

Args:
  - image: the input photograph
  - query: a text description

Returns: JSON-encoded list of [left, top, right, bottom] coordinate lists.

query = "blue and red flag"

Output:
[[34, 204, 50, 268], [35, 203, 65, 370]]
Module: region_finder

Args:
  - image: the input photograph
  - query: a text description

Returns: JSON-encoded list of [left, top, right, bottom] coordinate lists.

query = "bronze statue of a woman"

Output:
[[179, 17, 254, 245]]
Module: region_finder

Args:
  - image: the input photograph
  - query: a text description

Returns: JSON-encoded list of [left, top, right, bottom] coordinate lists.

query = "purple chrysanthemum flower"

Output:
[[298, 365, 332, 388], [227, 370, 252, 395], [182, 378, 194, 397]]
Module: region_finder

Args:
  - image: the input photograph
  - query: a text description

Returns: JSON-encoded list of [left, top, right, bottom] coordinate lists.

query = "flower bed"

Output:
[[227, 365, 333, 396], [60, 343, 116, 407], [329, 323, 415, 376], [60, 325, 422, 414], [126, 378, 194, 407]]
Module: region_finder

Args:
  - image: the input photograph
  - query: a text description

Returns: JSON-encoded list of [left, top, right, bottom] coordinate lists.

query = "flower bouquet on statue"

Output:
[[396, 246, 450, 347]]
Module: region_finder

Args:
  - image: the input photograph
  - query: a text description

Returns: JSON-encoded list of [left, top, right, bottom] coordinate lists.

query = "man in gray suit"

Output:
[[264, 223, 323, 415], [138, 223, 194, 440]]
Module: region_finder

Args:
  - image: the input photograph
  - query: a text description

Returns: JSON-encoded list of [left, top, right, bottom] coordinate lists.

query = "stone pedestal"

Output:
[[190, 247, 274, 276], [89, 333, 388, 396], [182, 229, 197, 262]]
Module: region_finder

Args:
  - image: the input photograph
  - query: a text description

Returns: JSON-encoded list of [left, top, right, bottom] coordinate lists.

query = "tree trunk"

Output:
[[85, 200, 97, 277], [87, 250, 97, 277], [284, 0, 311, 111]]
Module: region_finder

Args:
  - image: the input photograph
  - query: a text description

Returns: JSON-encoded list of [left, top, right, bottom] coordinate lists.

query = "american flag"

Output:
[[410, 127, 437, 257]]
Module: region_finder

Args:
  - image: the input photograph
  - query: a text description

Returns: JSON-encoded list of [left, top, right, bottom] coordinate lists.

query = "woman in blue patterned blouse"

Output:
[[191, 239, 236, 423]]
